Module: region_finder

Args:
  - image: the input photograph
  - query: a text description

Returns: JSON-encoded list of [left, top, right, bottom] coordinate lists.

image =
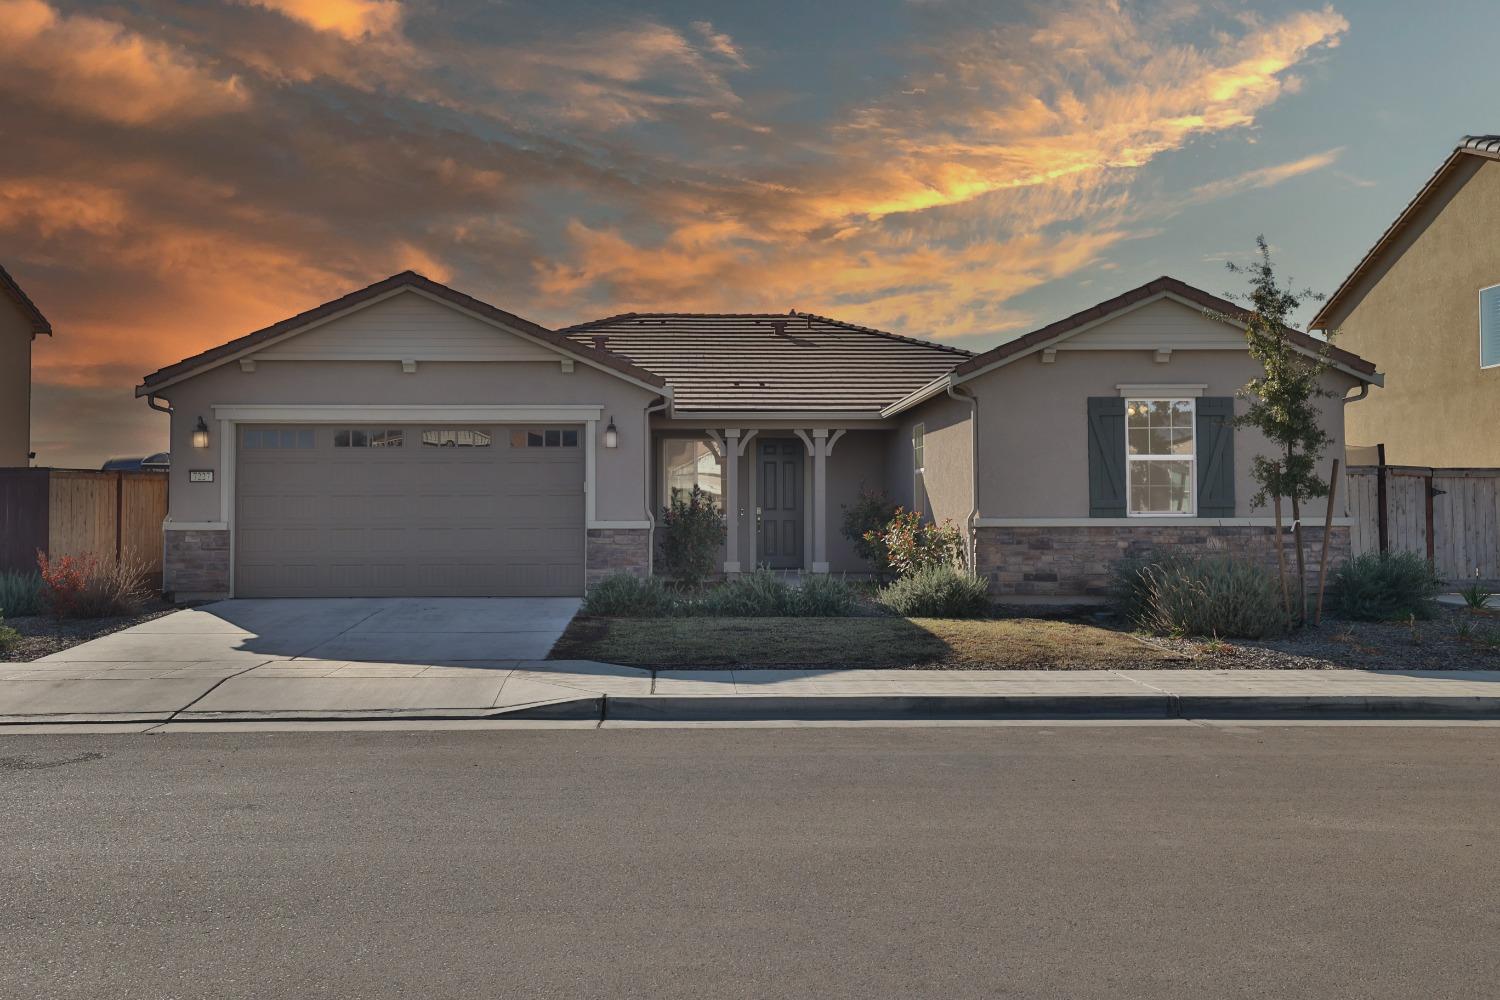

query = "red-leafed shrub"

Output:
[[36, 551, 150, 619]]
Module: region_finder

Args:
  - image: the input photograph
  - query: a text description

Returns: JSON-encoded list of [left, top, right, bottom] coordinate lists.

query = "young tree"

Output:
[[1221, 237, 1340, 624]]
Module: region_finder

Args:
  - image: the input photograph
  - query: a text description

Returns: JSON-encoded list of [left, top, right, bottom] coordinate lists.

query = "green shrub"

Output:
[[582, 573, 679, 617], [867, 509, 966, 577], [1458, 578, 1495, 610], [0, 615, 17, 652], [876, 566, 991, 618], [0, 571, 44, 618], [1329, 551, 1441, 622], [1113, 555, 1288, 639], [790, 573, 857, 617], [695, 568, 795, 616], [841, 488, 898, 575], [658, 486, 725, 589]]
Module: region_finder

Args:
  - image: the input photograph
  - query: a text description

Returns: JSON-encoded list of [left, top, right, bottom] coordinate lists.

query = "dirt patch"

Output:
[[1, 601, 178, 663]]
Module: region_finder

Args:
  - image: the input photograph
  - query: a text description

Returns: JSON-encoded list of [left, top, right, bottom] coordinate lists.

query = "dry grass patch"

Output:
[[551, 616, 1182, 669]]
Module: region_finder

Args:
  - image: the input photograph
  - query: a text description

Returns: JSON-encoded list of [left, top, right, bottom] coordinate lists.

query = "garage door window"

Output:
[[334, 428, 404, 448], [243, 428, 314, 449], [509, 428, 580, 448], [421, 429, 492, 448]]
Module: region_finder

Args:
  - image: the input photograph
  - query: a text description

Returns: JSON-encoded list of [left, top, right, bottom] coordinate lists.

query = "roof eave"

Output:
[[1312, 145, 1500, 329]]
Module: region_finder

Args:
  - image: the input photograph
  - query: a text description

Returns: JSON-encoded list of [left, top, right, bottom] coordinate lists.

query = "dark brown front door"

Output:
[[757, 439, 803, 569]]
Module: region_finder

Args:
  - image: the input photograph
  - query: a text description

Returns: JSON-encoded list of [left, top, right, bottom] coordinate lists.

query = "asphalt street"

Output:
[[3, 724, 1498, 999]]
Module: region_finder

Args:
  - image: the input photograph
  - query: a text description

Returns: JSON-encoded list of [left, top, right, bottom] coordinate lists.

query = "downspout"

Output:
[[643, 395, 670, 575], [946, 380, 979, 573], [146, 394, 173, 415]]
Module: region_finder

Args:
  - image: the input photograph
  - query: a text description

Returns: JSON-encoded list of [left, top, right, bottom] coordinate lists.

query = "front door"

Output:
[[757, 439, 803, 569]]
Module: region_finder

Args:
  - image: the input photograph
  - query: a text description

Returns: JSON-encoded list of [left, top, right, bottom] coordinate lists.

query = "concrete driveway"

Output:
[[0, 598, 651, 723]]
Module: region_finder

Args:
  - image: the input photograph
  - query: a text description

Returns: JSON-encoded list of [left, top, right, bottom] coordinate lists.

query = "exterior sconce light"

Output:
[[603, 417, 618, 449], [192, 417, 211, 449]]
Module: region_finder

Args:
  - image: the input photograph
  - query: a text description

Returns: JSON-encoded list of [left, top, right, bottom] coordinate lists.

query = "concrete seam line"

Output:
[[292, 606, 390, 659], [162, 660, 273, 723]]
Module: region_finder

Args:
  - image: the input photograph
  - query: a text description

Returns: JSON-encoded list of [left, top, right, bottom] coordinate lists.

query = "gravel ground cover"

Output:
[[1, 602, 178, 663]]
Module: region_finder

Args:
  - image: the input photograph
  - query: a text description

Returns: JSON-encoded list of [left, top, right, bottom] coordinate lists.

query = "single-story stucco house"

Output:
[[137, 271, 1380, 601]]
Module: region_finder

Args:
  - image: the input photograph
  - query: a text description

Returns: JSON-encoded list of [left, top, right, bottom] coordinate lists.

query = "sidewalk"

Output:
[[3, 657, 1500, 725]]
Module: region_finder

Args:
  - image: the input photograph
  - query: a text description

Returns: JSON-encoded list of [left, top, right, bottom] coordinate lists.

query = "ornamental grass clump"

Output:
[[1328, 551, 1441, 622], [876, 565, 991, 619], [790, 573, 858, 617], [694, 568, 796, 616], [581, 573, 680, 617], [1113, 555, 1288, 639], [0, 571, 44, 618]]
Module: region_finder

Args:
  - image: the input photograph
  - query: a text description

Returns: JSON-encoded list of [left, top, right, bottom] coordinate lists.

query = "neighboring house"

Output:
[[137, 270, 1379, 601], [1311, 134, 1500, 466], [0, 264, 53, 467], [101, 453, 171, 472]]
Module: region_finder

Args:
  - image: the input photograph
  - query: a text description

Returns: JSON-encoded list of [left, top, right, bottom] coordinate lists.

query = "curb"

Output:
[[5, 694, 1500, 727]]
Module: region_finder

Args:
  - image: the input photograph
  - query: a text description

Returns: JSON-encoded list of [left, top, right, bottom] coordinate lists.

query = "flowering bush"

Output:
[[36, 551, 150, 619], [659, 486, 726, 589], [864, 509, 966, 578]]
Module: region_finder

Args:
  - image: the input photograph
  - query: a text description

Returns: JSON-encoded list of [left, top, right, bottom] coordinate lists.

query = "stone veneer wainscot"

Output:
[[164, 528, 231, 601], [976, 524, 1352, 597], [586, 528, 651, 587]]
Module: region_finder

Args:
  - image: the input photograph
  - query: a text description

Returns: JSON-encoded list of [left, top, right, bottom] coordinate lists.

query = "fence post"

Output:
[[115, 471, 124, 563], [1375, 443, 1388, 554]]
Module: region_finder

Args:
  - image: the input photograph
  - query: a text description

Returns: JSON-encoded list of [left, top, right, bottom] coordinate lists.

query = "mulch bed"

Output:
[[1, 601, 178, 663]]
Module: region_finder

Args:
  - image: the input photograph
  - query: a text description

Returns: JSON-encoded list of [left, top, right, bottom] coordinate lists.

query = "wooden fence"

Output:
[[0, 469, 169, 583], [1345, 465, 1500, 582]]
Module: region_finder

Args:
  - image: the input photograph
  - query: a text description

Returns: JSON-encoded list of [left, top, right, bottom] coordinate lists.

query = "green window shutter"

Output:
[[1482, 285, 1500, 368], [1195, 396, 1236, 517], [1087, 397, 1126, 517]]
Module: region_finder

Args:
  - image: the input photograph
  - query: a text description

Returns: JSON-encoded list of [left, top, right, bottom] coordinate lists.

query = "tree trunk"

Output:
[[1290, 490, 1307, 626], [1272, 493, 1291, 614]]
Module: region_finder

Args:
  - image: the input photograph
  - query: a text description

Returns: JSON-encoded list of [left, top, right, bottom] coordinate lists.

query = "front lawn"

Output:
[[551, 615, 1183, 669]]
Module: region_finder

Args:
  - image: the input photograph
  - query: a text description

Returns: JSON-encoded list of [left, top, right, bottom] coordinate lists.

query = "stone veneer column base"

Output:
[[586, 528, 651, 588], [975, 524, 1353, 598], [164, 528, 231, 602]]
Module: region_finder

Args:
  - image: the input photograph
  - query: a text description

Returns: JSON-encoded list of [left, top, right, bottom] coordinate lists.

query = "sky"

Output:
[[4, 0, 1497, 467]]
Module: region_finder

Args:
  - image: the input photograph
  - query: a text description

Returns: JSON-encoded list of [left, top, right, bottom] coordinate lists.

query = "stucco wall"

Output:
[[886, 392, 973, 529], [0, 302, 33, 466], [154, 357, 660, 524], [961, 349, 1357, 519], [1323, 157, 1500, 466]]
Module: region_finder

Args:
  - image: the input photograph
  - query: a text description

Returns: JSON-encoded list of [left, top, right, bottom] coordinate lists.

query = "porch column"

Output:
[[811, 428, 829, 573], [723, 428, 741, 574]]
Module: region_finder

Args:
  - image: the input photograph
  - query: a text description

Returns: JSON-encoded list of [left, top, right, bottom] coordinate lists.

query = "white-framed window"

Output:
[[912, 422, 925, 511], [242, 428, 314, 449], [1481, 283, 1500, 369], [663, 438, 722, 506], [1126, 398, 1195, 516]]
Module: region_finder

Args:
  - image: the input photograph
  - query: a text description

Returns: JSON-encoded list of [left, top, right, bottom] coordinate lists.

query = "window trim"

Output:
[[1480, 283, 1500, 370], [1125, 396, 1197, 518]]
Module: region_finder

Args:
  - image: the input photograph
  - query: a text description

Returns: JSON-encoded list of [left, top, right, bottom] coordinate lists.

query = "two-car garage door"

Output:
[[234, 424, 585, 597]]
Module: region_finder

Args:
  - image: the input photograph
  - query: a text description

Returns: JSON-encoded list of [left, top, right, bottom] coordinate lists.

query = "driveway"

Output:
[[0, 598, 652, 722]]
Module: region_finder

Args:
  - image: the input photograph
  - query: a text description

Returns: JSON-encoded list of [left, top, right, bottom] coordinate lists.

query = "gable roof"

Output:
[[561, 312, 971, 414], [885, 275, 1379, 417], [137, 271, 667, 395], [0, 264, 52, 338], [1311, 135, 1500, 330]]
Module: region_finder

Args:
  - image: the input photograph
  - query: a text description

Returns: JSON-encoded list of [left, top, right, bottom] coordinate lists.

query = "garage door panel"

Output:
[[235, 424, 586, 597]]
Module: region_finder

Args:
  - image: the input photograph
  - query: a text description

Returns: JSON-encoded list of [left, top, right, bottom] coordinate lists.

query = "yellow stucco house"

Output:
[[1312, 135, 1500, 467]]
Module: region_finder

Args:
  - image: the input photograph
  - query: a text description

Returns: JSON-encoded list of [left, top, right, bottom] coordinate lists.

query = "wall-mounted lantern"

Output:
[[192, 416, 211, 449], [603, 417, 618, 449]]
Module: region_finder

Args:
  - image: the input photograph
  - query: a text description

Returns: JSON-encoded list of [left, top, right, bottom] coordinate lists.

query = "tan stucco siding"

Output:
[[825, 430, 887, 571], [887, 393, 973, 530], [1325, 157, 1500, 466], [0, 302, 33, 466], [154, 359, 659, 524], [963, 350, 1356, 519]]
